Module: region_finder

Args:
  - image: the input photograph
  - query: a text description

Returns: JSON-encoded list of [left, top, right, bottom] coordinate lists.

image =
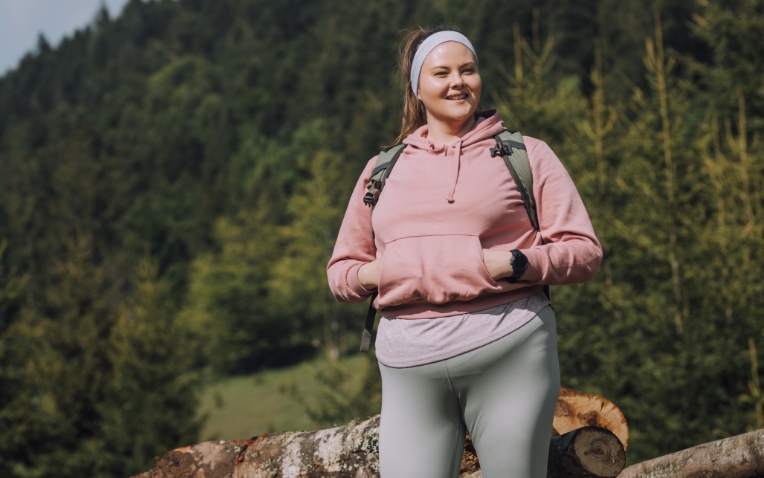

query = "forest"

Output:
[[0, 0, 763, 476]]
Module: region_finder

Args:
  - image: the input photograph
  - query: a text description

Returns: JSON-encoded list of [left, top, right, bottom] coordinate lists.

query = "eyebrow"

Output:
[[429, 61, 477, 70]]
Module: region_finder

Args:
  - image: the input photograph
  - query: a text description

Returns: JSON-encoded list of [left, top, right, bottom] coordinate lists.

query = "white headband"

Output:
[[410, 31, 478, 97]]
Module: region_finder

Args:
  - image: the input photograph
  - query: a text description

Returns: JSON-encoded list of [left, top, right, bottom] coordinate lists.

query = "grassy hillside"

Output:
[[198, 354, 370, 441]]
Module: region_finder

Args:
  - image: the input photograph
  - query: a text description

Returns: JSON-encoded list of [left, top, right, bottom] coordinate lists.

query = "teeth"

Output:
[[448, 95, 467, 100]]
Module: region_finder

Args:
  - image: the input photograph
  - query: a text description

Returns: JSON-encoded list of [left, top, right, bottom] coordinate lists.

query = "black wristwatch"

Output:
[[506, 250, 529, 283]]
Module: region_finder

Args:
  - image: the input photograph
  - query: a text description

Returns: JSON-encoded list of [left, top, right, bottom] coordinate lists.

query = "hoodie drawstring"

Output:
[[447, 140, 463, 203]]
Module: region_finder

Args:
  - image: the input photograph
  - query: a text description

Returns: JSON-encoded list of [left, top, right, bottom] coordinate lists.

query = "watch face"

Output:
[[512, 252, 529, 271]]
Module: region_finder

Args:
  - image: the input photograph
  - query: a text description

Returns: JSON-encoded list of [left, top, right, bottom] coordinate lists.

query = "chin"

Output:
[[443, 106, 477, 122]]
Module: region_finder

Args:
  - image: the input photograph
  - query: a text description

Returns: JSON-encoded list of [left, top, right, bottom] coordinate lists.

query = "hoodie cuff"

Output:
[[518, 248, 544, 283], [347, 263, 375, 297]]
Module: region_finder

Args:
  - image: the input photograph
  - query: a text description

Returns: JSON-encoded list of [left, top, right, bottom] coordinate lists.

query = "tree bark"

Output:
[[546, 427, 625, 478], [133, 416, 382, 478], [618, 428, 764, 478]]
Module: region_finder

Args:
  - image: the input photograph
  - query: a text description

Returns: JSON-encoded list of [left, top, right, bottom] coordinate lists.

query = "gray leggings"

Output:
[[378, 306, 560, 478]]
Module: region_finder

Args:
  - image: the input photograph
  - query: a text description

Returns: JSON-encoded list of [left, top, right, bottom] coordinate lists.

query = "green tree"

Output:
[[183, 121, 365, 371], [99, 254, 202, 477], [269, 123, 359, 359], [0, 235, 202, 477]]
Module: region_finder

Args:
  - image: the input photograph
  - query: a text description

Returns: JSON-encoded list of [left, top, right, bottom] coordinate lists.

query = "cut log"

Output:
[[547, 427, 625, 478], [618, 428, 764, 478], [463, 427, 625, 478], [553, 387, 629, 449], [457, 387, 628, 475]]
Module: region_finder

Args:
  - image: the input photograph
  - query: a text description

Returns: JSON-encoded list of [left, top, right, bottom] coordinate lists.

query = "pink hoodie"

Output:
[[327, 110, 602, 319]]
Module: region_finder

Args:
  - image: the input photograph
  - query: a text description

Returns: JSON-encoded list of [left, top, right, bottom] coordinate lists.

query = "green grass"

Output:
[[197, 354, 369, 441]]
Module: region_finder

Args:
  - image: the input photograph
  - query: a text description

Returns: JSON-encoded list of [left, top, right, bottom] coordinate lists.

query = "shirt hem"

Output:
[[378, 285, 542, 319]]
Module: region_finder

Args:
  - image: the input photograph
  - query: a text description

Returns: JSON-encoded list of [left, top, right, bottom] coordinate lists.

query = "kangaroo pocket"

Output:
[[377, 235, 501, 308]]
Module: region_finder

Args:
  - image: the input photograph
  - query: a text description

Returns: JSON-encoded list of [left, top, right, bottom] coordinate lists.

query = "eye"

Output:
[[435, 71, 448, 77]]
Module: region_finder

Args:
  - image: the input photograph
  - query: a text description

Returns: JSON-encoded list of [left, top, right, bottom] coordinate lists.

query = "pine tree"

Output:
[[0, 235, 203, 477], [98, 254, 202, 477], [269, 121, 358, 359]]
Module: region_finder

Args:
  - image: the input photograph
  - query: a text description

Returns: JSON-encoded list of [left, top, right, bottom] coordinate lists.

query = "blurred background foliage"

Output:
[[1, 0, 764, 476]]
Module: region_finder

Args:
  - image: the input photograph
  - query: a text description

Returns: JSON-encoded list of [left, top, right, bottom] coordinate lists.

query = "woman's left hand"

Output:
[[482, 249, 513, 281]]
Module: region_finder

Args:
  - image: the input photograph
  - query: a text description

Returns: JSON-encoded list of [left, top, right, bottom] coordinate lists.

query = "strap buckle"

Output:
[[363, 192, 377, 207], [363, 180, 383, 207], [490, 141, 513, 158]]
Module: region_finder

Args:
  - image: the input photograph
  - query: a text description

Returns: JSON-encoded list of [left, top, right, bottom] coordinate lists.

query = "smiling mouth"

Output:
[[446, 94, 468, 100]]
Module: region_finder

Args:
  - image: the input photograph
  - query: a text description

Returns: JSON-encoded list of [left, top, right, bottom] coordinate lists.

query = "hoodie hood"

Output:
[[402, 109, 507, 202]]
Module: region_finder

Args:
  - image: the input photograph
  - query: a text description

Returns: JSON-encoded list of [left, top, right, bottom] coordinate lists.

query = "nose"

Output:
[[449, 71, 465, 87]]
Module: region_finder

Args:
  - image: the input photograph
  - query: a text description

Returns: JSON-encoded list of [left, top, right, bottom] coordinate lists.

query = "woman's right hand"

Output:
[[357, 259, 382, 290]]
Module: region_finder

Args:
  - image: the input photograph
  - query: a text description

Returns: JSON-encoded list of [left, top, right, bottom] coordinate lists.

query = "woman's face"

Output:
[[417, 41, 481, 126]]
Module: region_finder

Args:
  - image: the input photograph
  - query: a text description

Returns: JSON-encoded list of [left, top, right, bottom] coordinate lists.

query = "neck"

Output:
[[425, 113, 477, 144]]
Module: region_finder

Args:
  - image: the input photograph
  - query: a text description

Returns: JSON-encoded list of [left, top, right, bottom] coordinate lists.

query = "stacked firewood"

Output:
[[133, 387, 764, 478]]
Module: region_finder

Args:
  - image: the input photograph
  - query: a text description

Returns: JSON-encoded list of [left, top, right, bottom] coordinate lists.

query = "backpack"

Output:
[[359, 130, 543, 352]]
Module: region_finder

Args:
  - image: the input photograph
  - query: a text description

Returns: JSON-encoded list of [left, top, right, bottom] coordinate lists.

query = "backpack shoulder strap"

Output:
[[359, 143, 405, 353], [360, 290, 378, 352], [492, 130, 539, 230], [363, 144, 407, 207], [492, 130, 550, 301]]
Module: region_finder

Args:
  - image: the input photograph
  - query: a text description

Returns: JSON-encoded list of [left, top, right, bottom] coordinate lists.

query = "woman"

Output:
[[327, 27, 602, 478]]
